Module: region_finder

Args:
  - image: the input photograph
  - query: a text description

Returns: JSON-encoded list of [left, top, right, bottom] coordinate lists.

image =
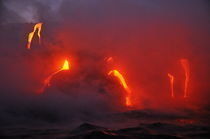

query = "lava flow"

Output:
[[108, 69, 132, 106], [26, 22, 43, 49], [180, 59, 190, 98], [39, 60, 70, 93], [167, 73, 174, 98]]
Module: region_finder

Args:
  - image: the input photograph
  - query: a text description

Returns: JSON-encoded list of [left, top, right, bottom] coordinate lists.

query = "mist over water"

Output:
[[0, 0, 210, 127]]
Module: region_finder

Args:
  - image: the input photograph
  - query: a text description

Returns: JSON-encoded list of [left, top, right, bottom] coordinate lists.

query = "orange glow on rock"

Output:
[[167, 73, 174, 98], [108, 69, 132, 106], [27, 22, 43, 49], [180, 59, 190, 98]]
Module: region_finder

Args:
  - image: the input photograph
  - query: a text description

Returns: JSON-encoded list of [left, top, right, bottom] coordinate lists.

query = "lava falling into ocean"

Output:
[[0, 1, 210, 137]]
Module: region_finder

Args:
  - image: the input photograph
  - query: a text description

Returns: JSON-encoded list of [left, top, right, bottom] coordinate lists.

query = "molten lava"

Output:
[[180, 59, 190, 98], [61, 60, 69, 70], [108, 69, 131, 106], [41, 60, 70, 92], [45, 60, 69, 86], [27, 22, 43, 49], [167, 73, 174, 98]]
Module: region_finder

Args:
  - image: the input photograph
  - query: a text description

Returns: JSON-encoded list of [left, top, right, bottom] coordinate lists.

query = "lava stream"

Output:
[[167, 73, 174, 98], [108, 69, 132, 106], [40, 60, 70, 93], [27, 22, 43, 49], [180, 59, 190, 98]]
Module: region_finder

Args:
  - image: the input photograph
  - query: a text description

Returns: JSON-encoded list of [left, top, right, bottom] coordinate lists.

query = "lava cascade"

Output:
[[26, 22, 43, 49], [108, 69, 132, 106]]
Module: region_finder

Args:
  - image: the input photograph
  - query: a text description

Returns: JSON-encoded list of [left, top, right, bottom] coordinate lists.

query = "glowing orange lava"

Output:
[[167, 73, 174, 98], [108, 69, 131, 106], [27, 22, 43, 49], [61, 60, 69, 70], [41, 60, 70, 92], [180, 59, 190, 98]]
